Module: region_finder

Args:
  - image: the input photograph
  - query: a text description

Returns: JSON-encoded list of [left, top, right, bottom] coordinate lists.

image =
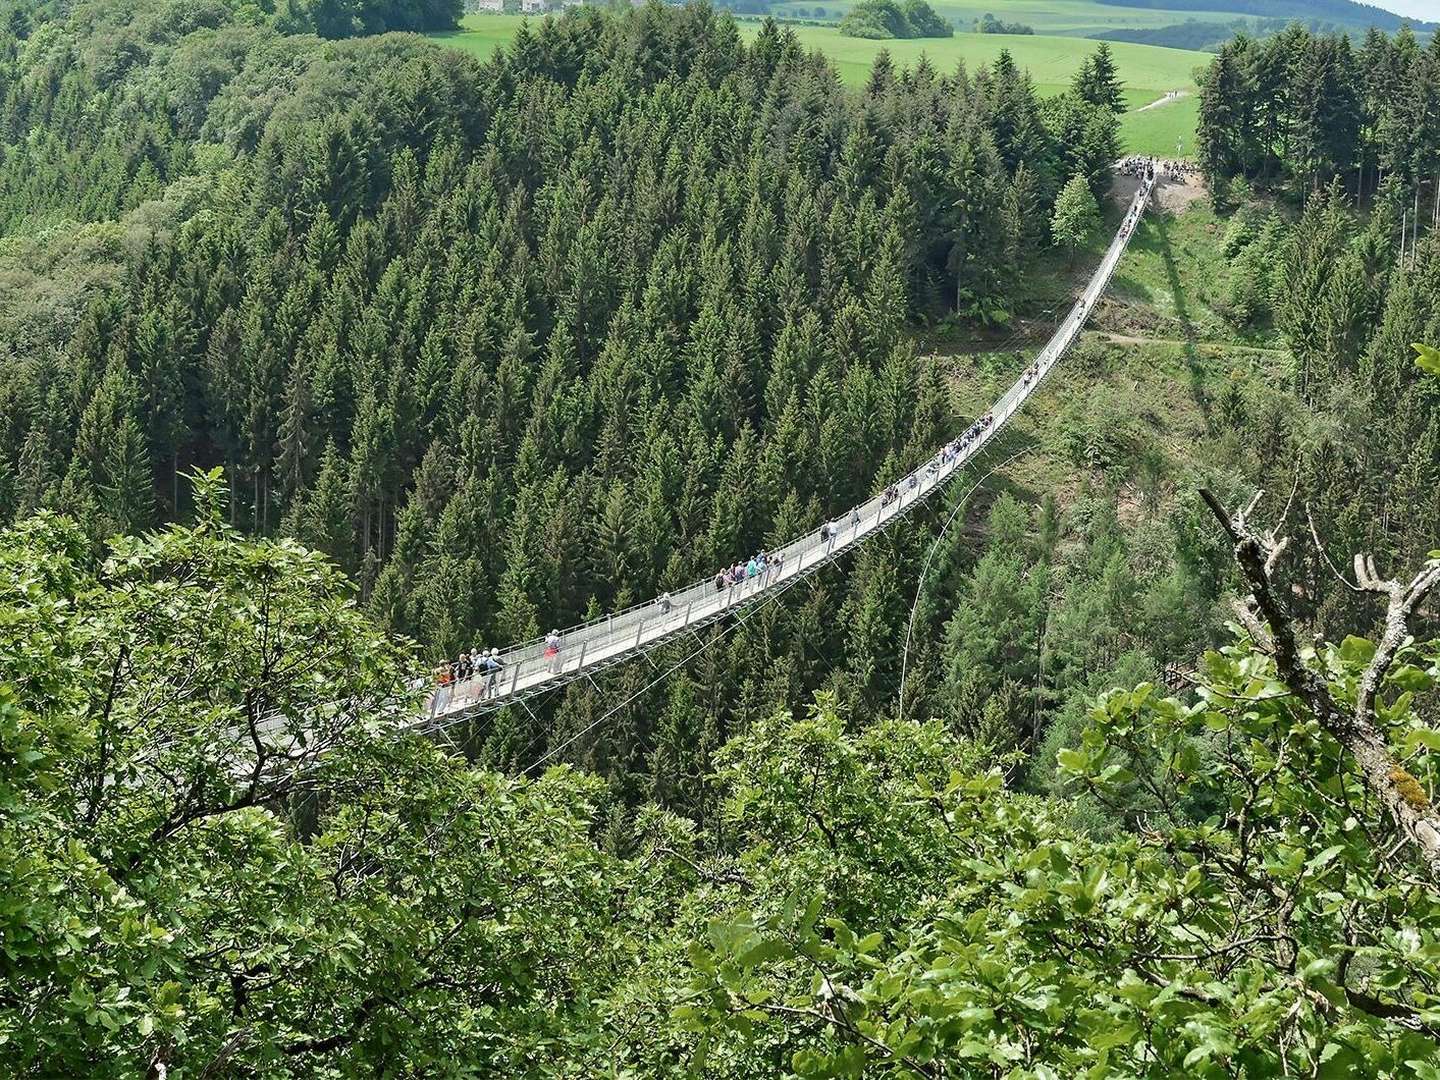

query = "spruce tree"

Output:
[[291, 440, 354, 573], [1072, 43, 1125, 116], [99, 417, 153, 536], [1050, 174, 1100, 267]]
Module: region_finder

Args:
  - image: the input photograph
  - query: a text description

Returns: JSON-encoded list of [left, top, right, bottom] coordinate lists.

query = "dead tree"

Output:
[[1200, 488, 1440, 878]]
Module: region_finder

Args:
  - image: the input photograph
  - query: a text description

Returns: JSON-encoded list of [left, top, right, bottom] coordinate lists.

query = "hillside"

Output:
[[1094, 0, 1434, 32], [6, 0, 1440, 1075], [436, 16, 1208, 154], [769, 0, 1436, 36], [770, 0, 1241, 35]]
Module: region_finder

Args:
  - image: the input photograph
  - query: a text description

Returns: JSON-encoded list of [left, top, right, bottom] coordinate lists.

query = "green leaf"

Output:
[[1340, 636, 1376, 665], [856, 932, 883, 955], [1414, 343, 1440, 377], [737, 938, 790, 968], [1306, 845, 1346, 873], [1390, 665, 1434, 692], [1404, 728, 1440, 753]]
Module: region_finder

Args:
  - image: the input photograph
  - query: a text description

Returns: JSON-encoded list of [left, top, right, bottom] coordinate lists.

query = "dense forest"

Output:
[[0, 0, 463, 41], [1198, 24, 1440, 205], [7, 0, 1440, 1073], [0, 0, 1135, 798]]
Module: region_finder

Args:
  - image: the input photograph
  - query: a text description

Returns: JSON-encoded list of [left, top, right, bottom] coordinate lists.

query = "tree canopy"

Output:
[[1051, 173, 1101, 263], [838, 0, 952, 40], [7, 469, 1440, 1074]]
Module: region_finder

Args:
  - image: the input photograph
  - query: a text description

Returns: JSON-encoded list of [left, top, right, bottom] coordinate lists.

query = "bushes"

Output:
[[974, 11, 1032, 34], [837, 0, 950, 39]]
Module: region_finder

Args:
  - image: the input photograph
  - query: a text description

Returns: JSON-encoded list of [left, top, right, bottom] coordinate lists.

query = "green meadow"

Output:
[[769, 0, 1239, 35], [432, 14, 1207, 157]]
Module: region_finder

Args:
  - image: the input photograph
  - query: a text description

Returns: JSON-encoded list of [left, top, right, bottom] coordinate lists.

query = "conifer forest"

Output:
[[5, 0, 1440, 1075]]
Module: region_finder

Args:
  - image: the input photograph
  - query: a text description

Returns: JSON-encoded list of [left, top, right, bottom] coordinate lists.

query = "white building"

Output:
[[520, 0, 546, 13], [465, 0, 505, 10]]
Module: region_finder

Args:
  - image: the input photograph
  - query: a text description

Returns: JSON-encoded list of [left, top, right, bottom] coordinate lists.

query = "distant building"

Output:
[[467, 0, 505, 11], [520, 0, 546, 13]]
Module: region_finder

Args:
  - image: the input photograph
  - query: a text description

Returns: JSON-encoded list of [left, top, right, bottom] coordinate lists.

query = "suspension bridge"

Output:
[[422, 174, 1156, 729]]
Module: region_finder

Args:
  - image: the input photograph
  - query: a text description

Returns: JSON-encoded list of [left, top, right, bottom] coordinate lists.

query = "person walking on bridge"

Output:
[[483, 648, 503, 697], [544, 630, 562, 673]]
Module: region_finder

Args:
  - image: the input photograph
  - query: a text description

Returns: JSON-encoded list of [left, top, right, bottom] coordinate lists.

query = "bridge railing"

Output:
[[427, 175, 1154, 720]]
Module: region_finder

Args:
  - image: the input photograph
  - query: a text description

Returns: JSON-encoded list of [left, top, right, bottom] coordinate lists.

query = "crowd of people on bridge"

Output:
[[429, 646, 507, 712], [714, 549, 784, 592], [879, 409, 997, 510]]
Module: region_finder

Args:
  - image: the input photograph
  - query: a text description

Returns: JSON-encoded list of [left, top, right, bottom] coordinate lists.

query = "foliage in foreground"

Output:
[[5, 482, 1440, 1075]]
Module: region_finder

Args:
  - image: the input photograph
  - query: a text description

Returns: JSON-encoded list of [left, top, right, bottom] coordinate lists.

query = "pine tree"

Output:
[[277, 351, 315, 505], [1050, 174, 1100, 267], [290, 439, 354, 573], [99, 417, 153, 536], [1197, 40, 1253, 195], [1072, 43, 1125, 116]]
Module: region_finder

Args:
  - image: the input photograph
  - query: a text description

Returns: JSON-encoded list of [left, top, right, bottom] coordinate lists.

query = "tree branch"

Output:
[[652, 846, 753, 890], [750, 1002, 936, 1079], [1200, 489, 1440, 878]]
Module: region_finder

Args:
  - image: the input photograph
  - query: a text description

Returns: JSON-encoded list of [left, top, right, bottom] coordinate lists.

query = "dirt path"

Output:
[[1110, 170, 1207, 213], [1094, 332, 1284, 356], [923, 331, 1285, 364], [1136, 90, 1190, 113]]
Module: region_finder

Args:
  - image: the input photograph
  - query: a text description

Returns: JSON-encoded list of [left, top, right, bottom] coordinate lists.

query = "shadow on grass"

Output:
[[1152, 210, 1210, 428]]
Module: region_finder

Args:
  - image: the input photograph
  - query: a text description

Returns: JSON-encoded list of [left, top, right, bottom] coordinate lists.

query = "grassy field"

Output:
[[732, 22, 1207, 89], [1119, 92, 1198, 158], [770, 0, 1239, 35], [428, 17, 525, 58], [934, 190, 1286, 537], [433, 14, 1206, 157]]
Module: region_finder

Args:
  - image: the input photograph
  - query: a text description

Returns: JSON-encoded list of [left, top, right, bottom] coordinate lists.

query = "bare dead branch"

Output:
[[1200, 488, 1440, 879], [652, 846, 753, 890], [1307, 505, 1363, 594]]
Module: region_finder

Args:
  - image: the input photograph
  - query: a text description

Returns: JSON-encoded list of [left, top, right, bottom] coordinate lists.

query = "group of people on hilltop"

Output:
[[1118, 155, 1187, 182], [714, 550, 784, 592]]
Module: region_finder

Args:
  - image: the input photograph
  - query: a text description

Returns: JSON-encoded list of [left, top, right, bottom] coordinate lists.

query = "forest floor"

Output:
[[922, 184, 1284, 540]]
